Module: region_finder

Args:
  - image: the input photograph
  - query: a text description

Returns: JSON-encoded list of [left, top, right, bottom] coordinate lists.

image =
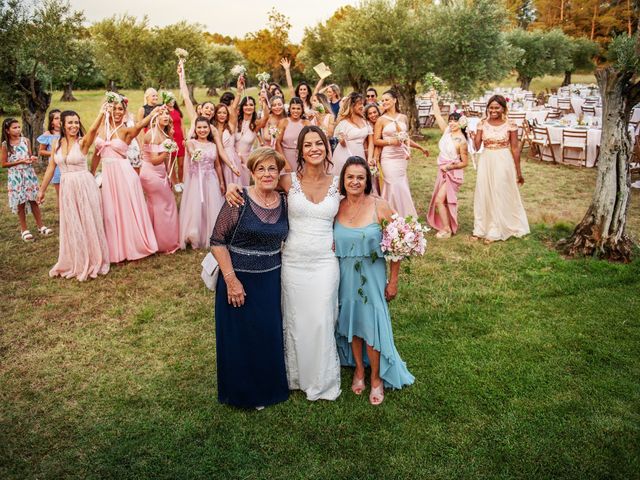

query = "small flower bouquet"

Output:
[[422, 72, 447, 94], [160, 90, 176, 105], [256, 71, 270, 85], [105, 91, 121, 104], [162, 139, 178, 153], [369, 164, 379, 177], [380, 214, 429, 261], [268, 125, 280, 139], [231, 64, 247, 78], [175, 48, 189, 63], [191, 148, 203, 162], [395, 131, 410, 142], [314, 104, 326, 114]]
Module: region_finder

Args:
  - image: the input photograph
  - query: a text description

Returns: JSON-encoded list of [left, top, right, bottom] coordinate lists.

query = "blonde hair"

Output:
[[144, 88, 158, 104], [336, 92, 364, 123], [247, 147, 286, 173]]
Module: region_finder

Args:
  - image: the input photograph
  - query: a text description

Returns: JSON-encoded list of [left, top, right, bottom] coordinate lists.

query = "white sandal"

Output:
[[38, 226, 53, 236], [21, 230, 34, 242]]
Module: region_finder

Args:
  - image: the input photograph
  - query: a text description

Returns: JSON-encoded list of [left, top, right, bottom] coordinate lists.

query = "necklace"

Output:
[[346, 196, 366, 223], [255, 188, 277, 207]]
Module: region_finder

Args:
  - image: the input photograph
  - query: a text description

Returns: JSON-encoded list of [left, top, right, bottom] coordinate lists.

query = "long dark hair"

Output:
[[213, 103, 232, 133], [448, 112, 468, 139], [339, 156, 372, 196], [238, 96, 257, 131], [486, 94, 508, 116], [219, 92, 235, 107], [55, 110, 85, 153], [47, 109, 61, 133], [295, 81, 312, 109], [288, 97, 305, 119], [1, 118, 20, 156], [382, 89, 402, 113], [295, 125, 333, 173], [191, 116, 214, 142]]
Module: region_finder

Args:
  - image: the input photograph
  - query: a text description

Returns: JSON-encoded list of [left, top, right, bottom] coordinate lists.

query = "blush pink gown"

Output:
[[331, 119, 371, 175], [380, 117, 417, 217], [95, 137, 158, 262], [427, 131, 464, 234], [221, 129, 244, 188], [235, 120, 256, 186], [179, 141, 225, 249], [50, 142, 110, 281], [281, 119, 305, 171], [140, 144, 180, 253]]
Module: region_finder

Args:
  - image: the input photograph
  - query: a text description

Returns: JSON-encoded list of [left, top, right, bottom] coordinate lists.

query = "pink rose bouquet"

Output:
[[380, 214, 429, 261]]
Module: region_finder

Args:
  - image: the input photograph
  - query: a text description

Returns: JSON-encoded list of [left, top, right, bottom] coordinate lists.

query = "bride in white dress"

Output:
[[225, 127, 342, 401]]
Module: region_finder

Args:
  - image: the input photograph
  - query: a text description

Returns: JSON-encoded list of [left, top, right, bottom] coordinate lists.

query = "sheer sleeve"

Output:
[[507, 120, 518, 132], [210, 200, 241, 247]]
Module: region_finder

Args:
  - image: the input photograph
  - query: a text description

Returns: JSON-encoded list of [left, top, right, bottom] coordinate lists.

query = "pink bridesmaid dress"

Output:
[[235, 120, 256, 186], [427, 131, 464, 234], [179, 141, 225, 249], [221, 129, 244, 188], [95, 137, 158, 262], [140, 144, 180, 253], [50, 142, 110, 281], [331, 119, 372, 175], [281, 119, 305, 171], [380, 116, 417, 217]]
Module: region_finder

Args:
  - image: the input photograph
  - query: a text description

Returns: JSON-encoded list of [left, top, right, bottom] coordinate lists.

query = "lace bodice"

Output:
[[187, 140, 217, 175], [478, 120, 517, 150], [283, 172, 340, 260], [53, 141, 89, 174]]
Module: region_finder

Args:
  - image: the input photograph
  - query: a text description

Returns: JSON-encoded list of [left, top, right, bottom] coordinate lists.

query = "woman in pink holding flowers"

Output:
[[334, 156, 415, 406], [426, 93, 470, 239]]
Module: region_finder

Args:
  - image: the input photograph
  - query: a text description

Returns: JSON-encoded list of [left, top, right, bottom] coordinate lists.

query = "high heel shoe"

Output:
[[351, 373, 365, 395], [369, 382, 384, 405]]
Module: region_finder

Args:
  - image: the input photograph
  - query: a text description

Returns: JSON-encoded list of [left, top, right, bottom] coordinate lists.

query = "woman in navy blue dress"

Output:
[[210, 147, 289, 409]]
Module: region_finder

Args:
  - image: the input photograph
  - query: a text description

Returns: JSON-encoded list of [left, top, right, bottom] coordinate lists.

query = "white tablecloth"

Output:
[[549, 96, 586, 114]]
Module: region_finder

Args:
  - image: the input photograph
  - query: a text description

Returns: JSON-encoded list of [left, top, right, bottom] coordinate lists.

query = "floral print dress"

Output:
[[5, 137, 39, 214]]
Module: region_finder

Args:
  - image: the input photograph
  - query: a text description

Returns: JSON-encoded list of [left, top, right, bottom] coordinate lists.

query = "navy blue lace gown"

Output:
[[210, 189, 289, 408]]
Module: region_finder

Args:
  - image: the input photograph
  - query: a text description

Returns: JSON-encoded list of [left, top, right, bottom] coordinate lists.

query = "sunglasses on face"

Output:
[[366, 94, 376, 98]]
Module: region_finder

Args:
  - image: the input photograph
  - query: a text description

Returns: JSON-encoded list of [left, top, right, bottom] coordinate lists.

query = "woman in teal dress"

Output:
[[334, 156, 414, 405]]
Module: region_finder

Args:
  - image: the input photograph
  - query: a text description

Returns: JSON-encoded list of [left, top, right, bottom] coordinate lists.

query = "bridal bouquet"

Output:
[[191, 148, 203, 162], [369, 164, 379, 177], [314, 103, 326, 114], [422, 73, 447, 94], [162, 139, 178, 153], [256, 71, 270, 85], [175, 48, 189, 63], [268, 125, 280, 140], [231, 64, 247, 78], [105, 91, 121, 104], [160, 90, 176, 105], [380, 214, 429, 261]]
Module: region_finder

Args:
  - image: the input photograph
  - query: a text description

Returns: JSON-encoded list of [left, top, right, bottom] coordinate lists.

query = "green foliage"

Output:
[[607, 33, 640, 74], [568, 36, 599, 73], [202, 44, 246, 90]]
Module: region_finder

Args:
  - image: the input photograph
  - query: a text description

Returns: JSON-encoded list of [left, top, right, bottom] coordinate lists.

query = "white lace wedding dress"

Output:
[[281, 172, 342, 401]]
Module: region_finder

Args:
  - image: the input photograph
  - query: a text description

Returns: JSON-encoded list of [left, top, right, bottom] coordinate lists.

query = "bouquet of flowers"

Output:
[[422, 73, 447, 94], [256, 71, 270, 85], [380, 214, 429, 261], [369, 164, 379, 177], [314, 104, 326, 114], [268, 125, 280, 139], [395, 131, 410, 142], [231, 64, 247, 78], [160, 90, 176, 105], [175, 48, 189, 63], [162, 139, 178, 153], [191, 148, 203, 162], [105, 91, 121, 104]]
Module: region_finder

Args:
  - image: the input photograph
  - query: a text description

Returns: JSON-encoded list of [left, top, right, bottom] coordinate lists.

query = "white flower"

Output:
[[105, 91, 121, 104], [256, 72, 270, 84], [191, 148, 203, 162], [175, 48, 189, 61], [159, 90, 176, 105], [231, 64, 247, 77], [162, 140, 178, 153]]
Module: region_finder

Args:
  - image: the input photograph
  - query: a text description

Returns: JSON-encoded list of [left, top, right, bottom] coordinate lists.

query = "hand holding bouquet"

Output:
[[162, 139, 178, 153], [191, 148, 203, 162], [175, 48, 189, 63], [380, 214, 429, 261]]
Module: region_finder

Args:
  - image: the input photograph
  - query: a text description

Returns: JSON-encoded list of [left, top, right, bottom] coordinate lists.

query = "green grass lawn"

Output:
[[1, 77, 639, 479]]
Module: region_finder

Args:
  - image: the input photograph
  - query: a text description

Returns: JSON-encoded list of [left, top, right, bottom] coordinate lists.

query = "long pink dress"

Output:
[[221, 129, 244, 188], [331, 119, 371, 175], [179, 141, 225, 249], [140, 144, 180, 253], [380, 116, 417, 217], [281, 119, 305, 171], [427, 131, 464, 234], [95, 137, 158, 262], [235, 120, 256, 186], [50, 142, 110, 281]]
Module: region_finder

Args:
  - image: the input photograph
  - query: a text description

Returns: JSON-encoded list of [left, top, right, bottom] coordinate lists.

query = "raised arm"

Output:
[[254, 92, 271, 130], [127, 105, 165, 141], [429, 92, 447, 132], [178, 62, 197, 123], [81, 105, 106, 155], [313, 77, 325, 95], [280, 58, 294, 100], [228, 76, 244, 132]]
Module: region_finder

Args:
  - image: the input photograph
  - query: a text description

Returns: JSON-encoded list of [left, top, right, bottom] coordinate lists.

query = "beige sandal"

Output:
[[351, 373, 366, 396], [369, 382, 384, 405], [21, 230, 34, 242]]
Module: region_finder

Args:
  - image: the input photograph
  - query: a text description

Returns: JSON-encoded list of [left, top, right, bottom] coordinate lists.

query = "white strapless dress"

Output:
[[282, 172, 342, 401]]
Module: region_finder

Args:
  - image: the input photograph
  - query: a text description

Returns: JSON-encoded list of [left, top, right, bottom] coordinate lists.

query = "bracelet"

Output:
[[223, 271, 235, 278]]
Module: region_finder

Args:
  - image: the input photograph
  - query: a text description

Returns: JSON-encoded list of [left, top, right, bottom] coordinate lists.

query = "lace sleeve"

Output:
[[210, 200, 241, 247], [507, 120, 518, 132]]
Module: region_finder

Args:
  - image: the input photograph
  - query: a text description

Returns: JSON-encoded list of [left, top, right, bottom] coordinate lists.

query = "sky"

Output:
[[68, 0, 359, 43]]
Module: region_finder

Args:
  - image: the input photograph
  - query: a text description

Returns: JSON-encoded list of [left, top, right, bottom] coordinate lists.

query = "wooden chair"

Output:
[[507, 112, 526, 140], [418, 103, 432, 128], [557, 98, 573, 113], [531, 127, 559, 163], [439, 103, 451, 118], [546, 108, 562, 120], [561, 129, 588, 166], [582, 105, 597, 117], [520, 120, 535, 157]]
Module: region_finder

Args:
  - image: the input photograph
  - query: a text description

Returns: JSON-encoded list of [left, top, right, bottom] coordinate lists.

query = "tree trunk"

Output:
[[393, 81, 421, 137], [590, 3, 598, 40], [60, 82, 77, 102], [559, 67, 640, 262], [347, 74, 371, 95], [18, 76, 51, 168], [187, 83, 197, 106], [206, 87, 218, 97], [518, 75, 532, 91], [562, 71, 572, 87], [107, 80, 118, 92]]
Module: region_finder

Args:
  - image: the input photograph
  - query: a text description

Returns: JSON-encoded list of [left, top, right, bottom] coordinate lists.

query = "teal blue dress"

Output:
[[334, 219, 414, 389]]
